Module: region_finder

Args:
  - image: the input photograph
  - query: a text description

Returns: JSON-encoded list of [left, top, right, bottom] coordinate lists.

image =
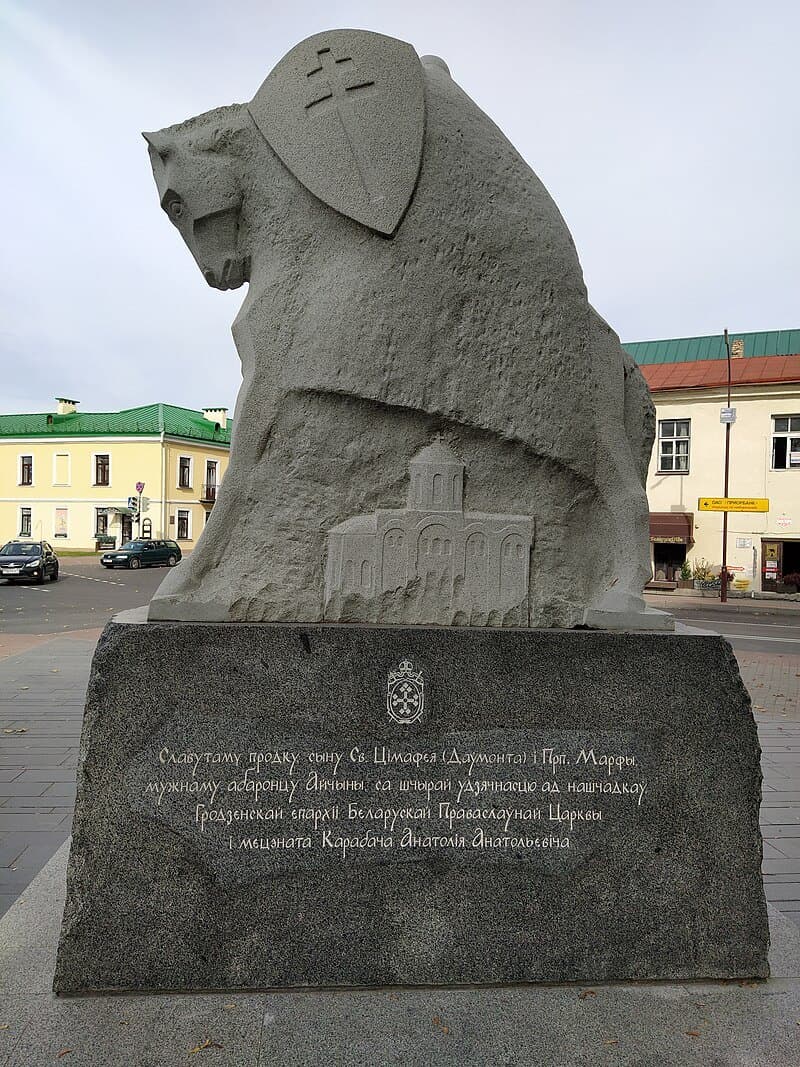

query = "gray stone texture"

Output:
[[2, 844, 798, 1066], [144, 29, 657, 629], [55, 617, 767, 993]]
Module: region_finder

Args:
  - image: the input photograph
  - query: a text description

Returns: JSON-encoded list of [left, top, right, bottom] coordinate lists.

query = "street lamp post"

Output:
[[135, 481, 145, 533], [720, 331, 733, 604]]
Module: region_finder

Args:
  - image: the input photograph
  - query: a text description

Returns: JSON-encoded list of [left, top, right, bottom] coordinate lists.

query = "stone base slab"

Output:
[[1, 844, 798, 1066], [54, 619, 768, 992]]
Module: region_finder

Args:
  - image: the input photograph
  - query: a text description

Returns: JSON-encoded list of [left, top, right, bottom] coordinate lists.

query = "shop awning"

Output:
[[104, 506, 134, 516], [649, 512, 693, 543]]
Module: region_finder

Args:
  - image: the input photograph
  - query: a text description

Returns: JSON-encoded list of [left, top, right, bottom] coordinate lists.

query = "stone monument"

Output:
[[138, 28, 663, 631], [54, 29, 768, 993]]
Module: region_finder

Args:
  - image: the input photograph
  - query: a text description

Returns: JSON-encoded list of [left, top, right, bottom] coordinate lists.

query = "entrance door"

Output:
[[122, 516, 133, 544], [782, 540, 800, 587], [762, 541, 781, 589], [652, 542, 687, 581]]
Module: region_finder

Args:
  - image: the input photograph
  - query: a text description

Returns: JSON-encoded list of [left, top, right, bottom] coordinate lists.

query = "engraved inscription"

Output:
[[126, 725, 649, 883]]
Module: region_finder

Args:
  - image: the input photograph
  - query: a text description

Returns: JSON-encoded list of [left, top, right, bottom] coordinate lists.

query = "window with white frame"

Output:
[[19, 507, 31, 536], [772, 415, 800, 469], [178, 456, 192, 489], [657, 419, 690, 473], [176, 509, 190, 540], [94, 508, 109, 536], [54, 507, 68, 538], [19, 455, 33, 485]]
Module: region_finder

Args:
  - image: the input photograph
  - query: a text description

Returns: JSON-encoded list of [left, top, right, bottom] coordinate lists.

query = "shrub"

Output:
[[692, 557, 714, 581]]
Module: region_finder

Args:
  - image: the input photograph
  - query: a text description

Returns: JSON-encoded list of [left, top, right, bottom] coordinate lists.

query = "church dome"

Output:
[[410, 440, 463, 467]]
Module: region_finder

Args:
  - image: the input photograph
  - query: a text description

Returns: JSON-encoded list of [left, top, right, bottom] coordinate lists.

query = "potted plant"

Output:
[[692, 558, 716, 589], [677, 560, 693, 589]]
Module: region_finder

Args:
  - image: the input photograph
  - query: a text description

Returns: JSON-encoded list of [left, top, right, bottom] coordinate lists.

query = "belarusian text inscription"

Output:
[[125, 724, 649, 881]]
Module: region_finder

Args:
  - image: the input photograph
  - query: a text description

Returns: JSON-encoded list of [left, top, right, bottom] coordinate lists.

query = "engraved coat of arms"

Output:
[[387, 660, 424, 724]]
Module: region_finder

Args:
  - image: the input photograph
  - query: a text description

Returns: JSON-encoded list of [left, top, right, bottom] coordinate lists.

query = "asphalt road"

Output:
[[663, 601, 800, 653], [2, 559, 799, 649], [0, 557, 170, 634]]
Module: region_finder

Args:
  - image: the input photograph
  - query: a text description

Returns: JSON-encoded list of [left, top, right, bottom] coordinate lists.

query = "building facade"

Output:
[[0, 399, 230, 551], [626, 330, 800, 592]]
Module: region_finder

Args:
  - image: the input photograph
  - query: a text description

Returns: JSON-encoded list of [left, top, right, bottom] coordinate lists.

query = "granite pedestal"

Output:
[[54, 615, 769, 993]]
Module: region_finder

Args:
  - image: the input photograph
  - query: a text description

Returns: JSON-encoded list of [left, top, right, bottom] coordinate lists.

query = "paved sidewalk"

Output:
[[2, 629, 800, 928], [0, 630, 97, 917]]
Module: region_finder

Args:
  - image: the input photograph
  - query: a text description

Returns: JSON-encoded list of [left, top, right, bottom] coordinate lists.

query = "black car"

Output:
[[0, 540, 59, 583], [100, 539, 182, 570]]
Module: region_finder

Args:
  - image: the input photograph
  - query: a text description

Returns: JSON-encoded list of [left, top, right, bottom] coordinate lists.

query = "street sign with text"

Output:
[[698, 497, 769, 513]]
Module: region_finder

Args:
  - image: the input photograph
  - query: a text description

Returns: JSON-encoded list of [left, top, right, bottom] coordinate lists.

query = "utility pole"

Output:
[[720, 330, 733, 603]]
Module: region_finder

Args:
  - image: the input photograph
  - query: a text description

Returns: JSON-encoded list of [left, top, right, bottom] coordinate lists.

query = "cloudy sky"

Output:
[[1, 0, 797, 417]]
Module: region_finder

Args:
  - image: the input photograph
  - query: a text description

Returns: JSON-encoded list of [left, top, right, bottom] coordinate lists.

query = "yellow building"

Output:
[[626, 330, 800, 592], [0, 398, 230, 551]]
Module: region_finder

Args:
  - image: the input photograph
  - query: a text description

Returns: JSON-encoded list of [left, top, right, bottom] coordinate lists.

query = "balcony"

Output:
[[200, 483, 218, 505]]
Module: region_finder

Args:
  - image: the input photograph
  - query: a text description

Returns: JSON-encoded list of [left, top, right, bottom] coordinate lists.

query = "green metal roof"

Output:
[[623, 329, 800, 366], [0, 403, 231, 444]]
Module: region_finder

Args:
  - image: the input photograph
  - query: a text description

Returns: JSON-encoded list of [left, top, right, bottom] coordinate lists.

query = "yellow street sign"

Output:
[[698, 497, 769, 513]]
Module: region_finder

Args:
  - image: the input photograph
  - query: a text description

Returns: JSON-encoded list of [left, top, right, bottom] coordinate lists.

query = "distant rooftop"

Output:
[[624, 329, 800, 366], [0, 403, 231, 444]]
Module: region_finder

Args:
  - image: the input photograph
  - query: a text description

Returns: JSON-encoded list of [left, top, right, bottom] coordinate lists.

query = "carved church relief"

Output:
[[324, 441, 534, 621]]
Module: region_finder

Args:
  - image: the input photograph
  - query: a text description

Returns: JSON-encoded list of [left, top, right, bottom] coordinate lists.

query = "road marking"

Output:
[[719, 632, 800, 645], [678, 617, 800, 632], [62, 572, 123, 586]]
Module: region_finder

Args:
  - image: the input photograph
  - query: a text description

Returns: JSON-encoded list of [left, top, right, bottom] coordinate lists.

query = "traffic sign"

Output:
[[698, 497, 769, 513], [136, 481, 145, 493]]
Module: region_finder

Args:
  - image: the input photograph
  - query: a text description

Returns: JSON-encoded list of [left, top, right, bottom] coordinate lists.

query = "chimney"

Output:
[[730, 338, 745, 359], [55, 397, 79, 415], [202, 406, 228, 429]]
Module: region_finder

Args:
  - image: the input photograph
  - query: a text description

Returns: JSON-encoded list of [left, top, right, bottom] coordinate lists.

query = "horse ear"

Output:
[[248, 29, 425, 236], [142, 131, 171, 161]]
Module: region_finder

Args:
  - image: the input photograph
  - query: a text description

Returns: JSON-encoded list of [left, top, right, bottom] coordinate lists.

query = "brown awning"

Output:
[[649, 512, 693, 544]]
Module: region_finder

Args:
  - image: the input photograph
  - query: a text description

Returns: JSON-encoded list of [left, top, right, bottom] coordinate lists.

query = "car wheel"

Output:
[[50, 566, 59, 582], [36, 569, 45, 584], [167, 554, 178, 567], [129, 557, 140, 570]]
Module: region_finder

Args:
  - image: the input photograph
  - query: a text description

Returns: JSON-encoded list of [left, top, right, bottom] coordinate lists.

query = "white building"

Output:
[[627, 328, 800, 592]]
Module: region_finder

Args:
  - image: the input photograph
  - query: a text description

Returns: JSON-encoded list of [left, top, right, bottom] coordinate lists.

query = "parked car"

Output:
[[100, 539, 182, 570], [0, 540, 59, 583]]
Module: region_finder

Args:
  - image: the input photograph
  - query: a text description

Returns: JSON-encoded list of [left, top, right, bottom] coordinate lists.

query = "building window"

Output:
[[54, 507, 68, 538], [19, 508, 31, 536], [53, 453, 70, 486], [177, 510, 190, 540], [95, 508, 108, 536], [94, 453, 110, 486], [772, 415, 800, 469], [19, 455, 33, 485], [204, 459, 218, 501], [178, 456, 192, 489], [658, 419, 690, 473]]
